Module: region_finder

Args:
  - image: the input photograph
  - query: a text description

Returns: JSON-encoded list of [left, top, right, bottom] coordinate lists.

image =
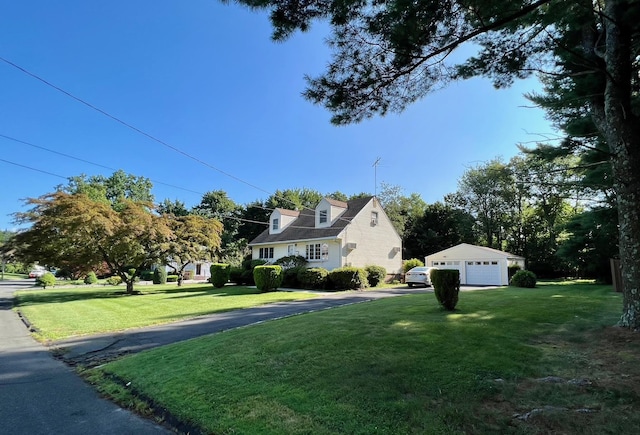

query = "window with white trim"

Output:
[[272, 218, 279, 230], [259, 247, 274, 259], [319, 210, 328, 224], [371, 211, 378, 225], [306, 243, 322, 260]]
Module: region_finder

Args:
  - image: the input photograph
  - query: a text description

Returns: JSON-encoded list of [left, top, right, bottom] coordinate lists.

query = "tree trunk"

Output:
[[597, 0, 640, 329], [126, 279, 135, 294]]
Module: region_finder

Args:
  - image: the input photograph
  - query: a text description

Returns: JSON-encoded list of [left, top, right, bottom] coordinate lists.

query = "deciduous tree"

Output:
[[12, 192, 172, 294]]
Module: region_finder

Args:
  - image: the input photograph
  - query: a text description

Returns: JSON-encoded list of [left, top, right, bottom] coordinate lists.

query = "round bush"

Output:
[[274, 255, 307, 270], [430, 269, 460, 311], [84, 271, 98, 285], [105, 276, 122, 286], [365, 265, 386, 287], [253, 265, 283, 292], [153, 268, 167, 285], [36, 272, 56, 289], [403, 258, 424, 273], [210, 263, 230, 288], [510, 270, 537, 288]]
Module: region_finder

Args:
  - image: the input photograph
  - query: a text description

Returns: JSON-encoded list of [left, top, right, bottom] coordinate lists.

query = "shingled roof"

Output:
[[249, 196, 373, 245]]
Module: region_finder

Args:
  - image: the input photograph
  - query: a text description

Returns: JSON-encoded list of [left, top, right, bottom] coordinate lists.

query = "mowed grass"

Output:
[[14, 283, 317, 340], [92, 282, 640, 434]]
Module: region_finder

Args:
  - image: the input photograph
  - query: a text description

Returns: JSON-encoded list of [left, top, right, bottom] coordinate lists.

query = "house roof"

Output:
[[275, 208, 300, 217], [249, 196, 373, 245], [325, 198, 348, 208], [427, 243, 525, 260]]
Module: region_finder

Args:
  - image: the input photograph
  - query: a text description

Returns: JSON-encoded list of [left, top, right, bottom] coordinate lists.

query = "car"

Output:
[[28, 269, 46, 278], [405, 266, 434, 287]]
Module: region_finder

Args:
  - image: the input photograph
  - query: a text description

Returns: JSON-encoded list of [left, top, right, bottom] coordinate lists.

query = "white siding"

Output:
[[339, 198, 403, 274], [425, 244, 524, 285]]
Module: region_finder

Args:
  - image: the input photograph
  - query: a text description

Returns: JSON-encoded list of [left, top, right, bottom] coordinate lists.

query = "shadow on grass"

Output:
[[14, 284, 259, 306]]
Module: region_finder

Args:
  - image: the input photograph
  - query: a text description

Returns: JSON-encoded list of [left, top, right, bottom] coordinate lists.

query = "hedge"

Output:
[[253, 265, 283, 292], [298, 267, 329, 289], [328, 267, 369, 290]]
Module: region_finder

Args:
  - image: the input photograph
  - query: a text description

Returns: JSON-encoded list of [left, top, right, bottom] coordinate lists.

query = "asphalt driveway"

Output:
[[2, 280, 496, 434]]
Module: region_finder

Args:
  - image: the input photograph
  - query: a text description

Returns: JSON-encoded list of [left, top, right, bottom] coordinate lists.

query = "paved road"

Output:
[[0, 280, 172, 434], [52, 286, 432, 366]]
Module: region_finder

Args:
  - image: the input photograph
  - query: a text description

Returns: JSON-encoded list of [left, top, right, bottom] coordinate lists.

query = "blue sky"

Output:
[[0, 1, 555, 231]]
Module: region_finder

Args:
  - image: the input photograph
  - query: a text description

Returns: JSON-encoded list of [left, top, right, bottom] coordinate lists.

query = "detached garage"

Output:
[[425, 243, 525, 286]]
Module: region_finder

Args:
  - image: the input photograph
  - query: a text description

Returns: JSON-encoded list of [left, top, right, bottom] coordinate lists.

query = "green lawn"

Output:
[[0, 272, 29, 280], [14, 283, 318, 340], [90, 282, 640, 434]]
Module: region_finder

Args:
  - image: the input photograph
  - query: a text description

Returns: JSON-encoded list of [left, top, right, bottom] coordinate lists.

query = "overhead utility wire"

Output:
[[0, 133, 205, 196], [0, 56, 360, 227], [0, 55, 272, 198], [0, 158, 67, 180]]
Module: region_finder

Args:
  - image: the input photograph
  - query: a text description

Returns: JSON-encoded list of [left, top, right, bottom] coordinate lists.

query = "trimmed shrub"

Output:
[[84, 271, 98, 285], [153, 268, 167, 285], [167, 274, 179, 283], [229, 267, 245, 285], [36, 272, 56, 289], [508, 264, 522, 280], [106, 276, 122, 286], [282, 266, 305, 288], [403, 258, 424, 273], [328, 267, 369, 291], [253, 265, 283, 292], [210, 263, 231, 288], [430, 269, 460, 311], [510, 270, 537, 288], [274, 255, 308, 270], [140, 270, 155, 281], [365, 265, 387, 287], [298, 267, 329, 289]]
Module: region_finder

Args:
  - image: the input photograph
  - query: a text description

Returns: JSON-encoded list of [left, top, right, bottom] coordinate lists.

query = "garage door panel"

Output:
[[466, 261, 501, 285]]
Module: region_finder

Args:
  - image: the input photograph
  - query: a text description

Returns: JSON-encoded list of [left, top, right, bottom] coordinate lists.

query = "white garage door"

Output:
[[466, 261, 501, 285]]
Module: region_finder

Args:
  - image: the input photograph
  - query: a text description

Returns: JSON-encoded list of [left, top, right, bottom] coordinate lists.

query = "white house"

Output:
[[249, 196, 403, 277], [425, 243, 526, 286]]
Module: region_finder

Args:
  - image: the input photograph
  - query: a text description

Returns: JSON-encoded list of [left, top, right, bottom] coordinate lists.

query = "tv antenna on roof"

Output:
[[372, 157, 381, 197]]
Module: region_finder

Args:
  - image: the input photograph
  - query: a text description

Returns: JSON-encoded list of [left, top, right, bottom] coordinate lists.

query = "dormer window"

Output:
[[319, 210, 328, 224], [272, 218, 279, 230]]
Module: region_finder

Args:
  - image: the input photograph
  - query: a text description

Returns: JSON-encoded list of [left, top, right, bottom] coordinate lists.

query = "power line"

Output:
[[0, 55, 272, 198], [0, 56, 369, 226], [0, 158, 68, 180], [0, 133, 206, 196]]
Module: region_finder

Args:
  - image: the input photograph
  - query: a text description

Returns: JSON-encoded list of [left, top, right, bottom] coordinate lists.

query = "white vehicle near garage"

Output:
[[405, 266, 434, 287]]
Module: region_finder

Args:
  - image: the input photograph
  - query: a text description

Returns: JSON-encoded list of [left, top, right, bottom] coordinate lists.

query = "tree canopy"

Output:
[[234, 0, 640, 329]]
